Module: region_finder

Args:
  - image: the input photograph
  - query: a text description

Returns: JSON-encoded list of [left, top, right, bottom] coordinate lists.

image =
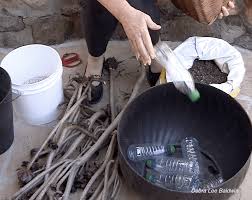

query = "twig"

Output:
[[111, 173, 120, 199], [60, 134, 85, 160], [68, 105, 80, 124], [45, 151, 56, 181], [32, 168, 45, 176], [66, 84, 80, 112], [47, 189, 55, 200], [56, 170, 72, 192], [46, 102, 83, 180], [80, 135, 116, 200], [55, 156, 80, 193], [82, 105, 96, 115], [102, 160, 115, 200], [60, 131, 79, 148], [12, 160, 70, 199], [37, 162, 68, 200], [110, 68, 116, 120], [29, 162, 68, 200], [81, 139, 93, 154], [28, 83, 90, 169], [53, 124, 77, 149], [97, 160, 118, 200], [69, 124, 97, 140], [68, 84, 83, 123], [54, 162, 74, 185], [88, 110, 106, 131], [30, 149, 50, 159], [62, 164, 80, 200], [89, 178, 105, 200]]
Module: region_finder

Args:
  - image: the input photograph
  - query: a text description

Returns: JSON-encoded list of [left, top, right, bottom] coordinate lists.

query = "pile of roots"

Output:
[[12, 59, 145, 200]]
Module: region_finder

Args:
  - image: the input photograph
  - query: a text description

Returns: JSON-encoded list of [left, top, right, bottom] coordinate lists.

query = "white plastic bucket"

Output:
[[0, 44, 64, 125]]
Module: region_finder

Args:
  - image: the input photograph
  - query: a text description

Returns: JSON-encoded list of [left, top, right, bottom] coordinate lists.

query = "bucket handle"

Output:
[[1, 90, 21, 104], [10, 89, 22, 102]]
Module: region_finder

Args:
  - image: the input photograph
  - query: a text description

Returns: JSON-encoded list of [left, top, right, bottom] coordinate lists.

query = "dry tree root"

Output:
[[103, 160, 115, 200], [12, 63, 146, 200], [80, 134, 116, 200]]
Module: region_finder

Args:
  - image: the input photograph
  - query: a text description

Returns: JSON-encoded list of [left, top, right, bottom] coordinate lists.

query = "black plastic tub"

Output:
[[118, 83, 252, 200], [0, 67, 14, 154]]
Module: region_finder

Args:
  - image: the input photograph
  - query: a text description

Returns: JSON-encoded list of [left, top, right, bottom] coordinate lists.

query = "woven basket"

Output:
[[171, 0, 230, 24]]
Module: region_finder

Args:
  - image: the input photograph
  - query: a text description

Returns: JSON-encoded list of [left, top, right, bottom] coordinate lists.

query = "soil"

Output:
[[189, 60, 228, 84], [103, 57, 120, 70]]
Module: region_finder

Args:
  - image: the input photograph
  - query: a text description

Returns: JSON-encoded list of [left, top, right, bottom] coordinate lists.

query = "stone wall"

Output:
[[0, 0, 82, 47], [0, 0, 252, 49]]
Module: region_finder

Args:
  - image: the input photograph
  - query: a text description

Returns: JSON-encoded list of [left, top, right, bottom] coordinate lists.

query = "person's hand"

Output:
[[119, 7, 161, 65], [218, 1, 235, 19]]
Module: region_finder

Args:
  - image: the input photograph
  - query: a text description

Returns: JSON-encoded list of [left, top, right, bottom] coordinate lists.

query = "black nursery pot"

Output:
[[0, 67, 14, 154], [118, 83, 252, 200]]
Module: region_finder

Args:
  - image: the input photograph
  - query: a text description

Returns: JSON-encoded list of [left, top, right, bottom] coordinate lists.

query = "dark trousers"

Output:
[[81, 0, 160, 57]]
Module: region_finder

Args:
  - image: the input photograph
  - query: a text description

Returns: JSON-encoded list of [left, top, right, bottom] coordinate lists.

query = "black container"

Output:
[[0, 67, 14, 154], [118, 83, 252, 200]]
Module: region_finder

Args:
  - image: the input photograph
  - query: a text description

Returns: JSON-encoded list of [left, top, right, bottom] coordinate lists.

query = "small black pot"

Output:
[[0, 67, 14, 154]]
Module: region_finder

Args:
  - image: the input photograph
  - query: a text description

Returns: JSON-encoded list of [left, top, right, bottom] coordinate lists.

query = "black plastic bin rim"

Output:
[[117, 83, 252, 194], [0, 67, 11, 105]]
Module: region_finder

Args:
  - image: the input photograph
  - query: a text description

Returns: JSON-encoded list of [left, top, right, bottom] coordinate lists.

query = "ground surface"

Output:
[[0, 40, 251, 200]]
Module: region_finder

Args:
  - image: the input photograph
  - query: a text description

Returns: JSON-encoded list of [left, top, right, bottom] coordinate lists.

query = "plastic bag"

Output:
[[172, 37, 245, 97]]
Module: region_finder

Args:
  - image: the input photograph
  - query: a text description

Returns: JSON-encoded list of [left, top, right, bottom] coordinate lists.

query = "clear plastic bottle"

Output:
[[202, 175, 224, 189], [146, 157, 199, 176], [181, 137, 202, 174], [154, 42, 200, 102], [127, 144, 176, 161], [145, 170, 199, 191]]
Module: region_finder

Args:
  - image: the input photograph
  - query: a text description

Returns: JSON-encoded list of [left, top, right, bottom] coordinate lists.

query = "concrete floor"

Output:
[[0, 40, 251, 200]]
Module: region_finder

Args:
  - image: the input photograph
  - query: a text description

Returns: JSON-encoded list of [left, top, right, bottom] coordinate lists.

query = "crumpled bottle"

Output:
[[154, 42, 200, 102], [202, 175, 224, 189], [181, 137, 202, 174]]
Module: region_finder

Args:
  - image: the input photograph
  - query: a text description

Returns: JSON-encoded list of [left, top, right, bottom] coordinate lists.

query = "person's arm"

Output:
[[98, 0, 161, 65], [97, 0, 131, 21]]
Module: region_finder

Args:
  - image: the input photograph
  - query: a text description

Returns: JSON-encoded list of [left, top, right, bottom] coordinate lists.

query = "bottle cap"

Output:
[[146, 160, 154, 168], [188, 89, 200, 102], [145, 171, 154, 182], [167, 145, 176, 155]]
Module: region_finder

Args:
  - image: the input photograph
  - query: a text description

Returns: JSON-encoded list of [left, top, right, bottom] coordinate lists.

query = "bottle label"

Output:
[[136, 146, 165, 157], [136, 147, 142, 156], [153, 147, 165, 155], [154, 149, 164, 155]]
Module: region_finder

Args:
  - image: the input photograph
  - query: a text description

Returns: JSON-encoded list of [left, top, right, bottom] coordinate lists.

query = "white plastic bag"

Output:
[[172, 37, 245, 96]]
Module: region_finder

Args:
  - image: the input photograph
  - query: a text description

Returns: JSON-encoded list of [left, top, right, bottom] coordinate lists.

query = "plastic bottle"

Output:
[[146, 157, 199, 176], [145, 170, 199, 191], [154, 42, 200, 102], [181, 137, 202, 174], [202, 175, 224, 189], [127, 144, 176, 161]]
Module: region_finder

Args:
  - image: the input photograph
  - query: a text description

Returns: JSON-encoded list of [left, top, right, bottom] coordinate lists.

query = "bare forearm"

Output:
[[97, 0, 133, 22]]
